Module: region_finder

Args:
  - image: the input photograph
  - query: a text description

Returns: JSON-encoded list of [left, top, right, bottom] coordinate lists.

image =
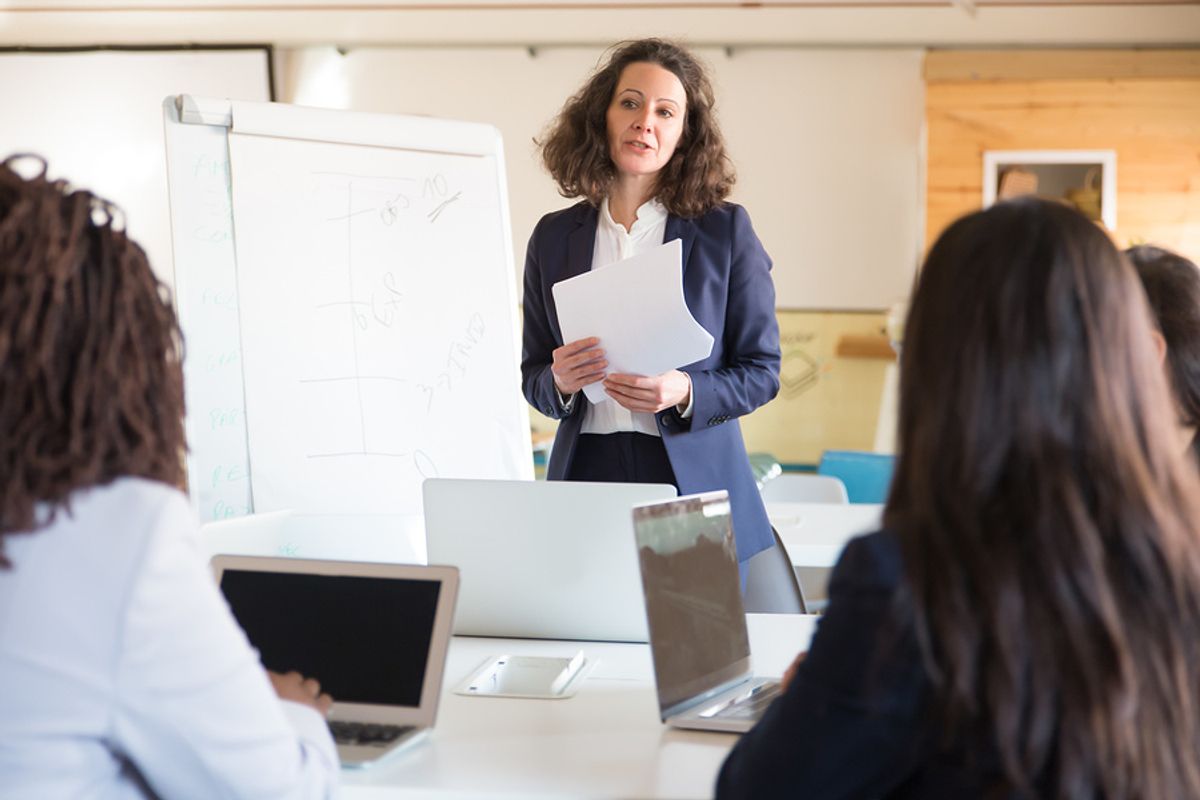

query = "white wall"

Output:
[[715, 48, 923, 308], [0, 49, 271, 286], [278, 45, 924, 309]]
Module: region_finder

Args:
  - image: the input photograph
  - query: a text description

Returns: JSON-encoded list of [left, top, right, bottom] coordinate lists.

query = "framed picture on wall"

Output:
[[983, 150, 1117, 230]]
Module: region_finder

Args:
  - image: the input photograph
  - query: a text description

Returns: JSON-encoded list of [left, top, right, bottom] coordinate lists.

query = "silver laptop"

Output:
[[633, 491, 781, 733], [423, 478, 676, 642], [210, 556, 458, 767]]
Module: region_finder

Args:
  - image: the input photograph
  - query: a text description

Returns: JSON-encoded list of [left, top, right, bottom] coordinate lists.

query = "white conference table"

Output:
[[340, 613, 818, 799], [766, 501, 884, 569]]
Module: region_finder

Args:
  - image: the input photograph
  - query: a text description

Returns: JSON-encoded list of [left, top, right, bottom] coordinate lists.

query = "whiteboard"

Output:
[[164, 96, 532, 527], [0, 48, 270, 288]]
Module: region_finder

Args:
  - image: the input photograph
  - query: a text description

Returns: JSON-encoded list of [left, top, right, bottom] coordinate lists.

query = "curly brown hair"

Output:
[[0, 156, 186, 565], [539, 39, 735, 218]]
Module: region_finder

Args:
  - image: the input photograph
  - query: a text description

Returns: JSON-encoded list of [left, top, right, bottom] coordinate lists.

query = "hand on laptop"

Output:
[[781, 652, 807, 693], [269, 670, 333, 716]]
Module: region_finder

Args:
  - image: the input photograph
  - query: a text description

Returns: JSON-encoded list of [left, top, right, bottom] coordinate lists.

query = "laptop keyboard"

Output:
[[329, 721, 415, 748], [701, 681, 782, 720]]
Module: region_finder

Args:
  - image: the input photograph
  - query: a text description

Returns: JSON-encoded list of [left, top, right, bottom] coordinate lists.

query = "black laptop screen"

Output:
[[219, 570, 441, 706], [633, 494, 751, 712]]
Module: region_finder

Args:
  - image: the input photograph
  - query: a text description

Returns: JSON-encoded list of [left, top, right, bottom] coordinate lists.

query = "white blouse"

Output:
[[0, 477, 338, 799], [576, 196, 695, 436]]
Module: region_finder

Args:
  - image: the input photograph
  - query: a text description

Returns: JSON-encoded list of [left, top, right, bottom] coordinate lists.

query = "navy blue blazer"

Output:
[[717, 532, 1024, 799], [521, 201, 781, 563]]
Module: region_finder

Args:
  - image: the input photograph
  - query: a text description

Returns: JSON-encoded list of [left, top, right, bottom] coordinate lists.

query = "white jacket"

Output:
[[0, 477, 337, 799]]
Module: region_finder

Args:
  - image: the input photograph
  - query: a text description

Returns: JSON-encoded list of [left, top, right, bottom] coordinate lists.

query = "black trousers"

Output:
[[561, 431, 758, 594], [567, 431, 758, 591], [566, 433, 678, 488]]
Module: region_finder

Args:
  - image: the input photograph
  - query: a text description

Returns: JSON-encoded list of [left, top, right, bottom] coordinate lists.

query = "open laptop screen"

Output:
[[219, 570, 441, 706], [633, 492, 751, 713], [423, 478, 676, 642]]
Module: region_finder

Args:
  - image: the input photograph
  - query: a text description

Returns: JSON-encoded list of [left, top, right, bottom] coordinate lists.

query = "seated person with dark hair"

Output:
[[1127, 244, 1200, 464], [718, 200, 1200, 799]]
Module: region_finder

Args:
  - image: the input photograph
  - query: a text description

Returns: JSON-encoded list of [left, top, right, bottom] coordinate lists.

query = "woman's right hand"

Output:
[[551, 337, 607, 395], [268, 670, 333, 716], [780, 652, 806, 692]]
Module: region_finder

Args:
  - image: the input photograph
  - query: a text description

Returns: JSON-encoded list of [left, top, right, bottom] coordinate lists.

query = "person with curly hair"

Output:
[[0, 156, 338, 798], [523, 39, 781, 568]]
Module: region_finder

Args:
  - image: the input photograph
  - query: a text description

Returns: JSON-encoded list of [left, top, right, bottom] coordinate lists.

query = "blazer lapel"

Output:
[[665, 215, 697, 278], [546, 204, 598, 345], [563, 204, 599, 283]]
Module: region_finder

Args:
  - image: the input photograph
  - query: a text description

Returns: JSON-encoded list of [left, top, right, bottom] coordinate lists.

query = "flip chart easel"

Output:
[[163, 95, 532, 538]]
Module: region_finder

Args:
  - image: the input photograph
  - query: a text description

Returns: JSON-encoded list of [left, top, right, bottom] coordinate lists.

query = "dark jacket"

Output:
[[521, 201, 781, 563], [718, 531, 1022, 799]]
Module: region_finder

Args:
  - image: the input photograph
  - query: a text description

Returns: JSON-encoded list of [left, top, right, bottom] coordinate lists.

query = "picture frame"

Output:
[[983, 149, 1117, 230]]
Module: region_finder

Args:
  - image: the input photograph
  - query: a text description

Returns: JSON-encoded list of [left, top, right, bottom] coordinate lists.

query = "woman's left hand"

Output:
[[603, 370, 691, 413]]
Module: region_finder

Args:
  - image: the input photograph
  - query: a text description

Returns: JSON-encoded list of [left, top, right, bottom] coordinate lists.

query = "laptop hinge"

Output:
[[661, 674, 753, 721]]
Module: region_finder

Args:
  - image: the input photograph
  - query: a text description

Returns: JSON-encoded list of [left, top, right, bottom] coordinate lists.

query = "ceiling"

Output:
[[0, 0, 1197, 45]]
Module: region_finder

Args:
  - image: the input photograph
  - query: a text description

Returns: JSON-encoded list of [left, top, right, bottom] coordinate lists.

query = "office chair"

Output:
[[742, 527, 808, 614], [760, 473, 849, 504], [817, 450, 895, 504], [747, 452, 783, 489]]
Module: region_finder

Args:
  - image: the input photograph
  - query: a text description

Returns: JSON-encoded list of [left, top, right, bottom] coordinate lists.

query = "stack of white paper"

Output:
[[552, 239, 714, 404]]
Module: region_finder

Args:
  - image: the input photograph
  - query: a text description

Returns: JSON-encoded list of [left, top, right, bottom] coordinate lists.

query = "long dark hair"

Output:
[[885, 198, 1200, 798], [538, 38, 735, 218], [0, 156, 186, 565], [1127, 244, 1200, 431]]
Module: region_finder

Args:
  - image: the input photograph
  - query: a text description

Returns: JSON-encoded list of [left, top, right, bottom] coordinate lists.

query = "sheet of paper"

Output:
[[552, 239, 714, 404]]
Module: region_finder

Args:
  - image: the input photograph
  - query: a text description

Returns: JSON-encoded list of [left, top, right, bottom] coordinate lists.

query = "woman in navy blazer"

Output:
[[522, 39, 780, 565], [718, 199, 1200, 798]]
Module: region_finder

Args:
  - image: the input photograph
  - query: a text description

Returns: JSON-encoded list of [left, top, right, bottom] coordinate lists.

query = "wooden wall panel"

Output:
[[925, 52, 1200, 263], [924, 49, 1200, 82]]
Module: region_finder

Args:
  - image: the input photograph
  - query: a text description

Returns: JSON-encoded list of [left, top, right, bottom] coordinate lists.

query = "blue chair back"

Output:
[[817, 450, 895, 504]]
